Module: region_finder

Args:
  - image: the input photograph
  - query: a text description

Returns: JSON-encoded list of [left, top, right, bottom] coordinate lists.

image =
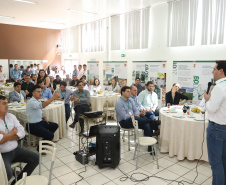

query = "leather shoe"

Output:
[[155, 130, 160, 136], [69, 123, 76, 129]]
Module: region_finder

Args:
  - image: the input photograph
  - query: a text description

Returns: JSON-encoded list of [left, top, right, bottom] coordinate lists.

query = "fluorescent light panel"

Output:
[[14, 0, 37, 4], [0, 15, 15, 19], [68, 9, 97, 15], [41, 21, 65, 25]]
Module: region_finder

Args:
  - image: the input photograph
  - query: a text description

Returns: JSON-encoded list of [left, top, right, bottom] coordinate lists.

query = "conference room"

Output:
[[1, 0, 225, 184]]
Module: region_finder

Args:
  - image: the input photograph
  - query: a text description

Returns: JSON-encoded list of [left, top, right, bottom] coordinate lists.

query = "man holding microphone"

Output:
[[204, 61, 226, 185]]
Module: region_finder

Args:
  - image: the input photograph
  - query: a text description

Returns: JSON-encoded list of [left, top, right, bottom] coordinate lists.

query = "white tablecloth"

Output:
[[0, 153, 8, 185], [159, 106, 208, 162], [0, 85, 14, 91], [90, 93, 121, 112], [8, 101, 66, 141]]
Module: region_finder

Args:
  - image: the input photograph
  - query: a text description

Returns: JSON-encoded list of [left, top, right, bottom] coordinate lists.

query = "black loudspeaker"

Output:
[[96, 125, 120, 169]]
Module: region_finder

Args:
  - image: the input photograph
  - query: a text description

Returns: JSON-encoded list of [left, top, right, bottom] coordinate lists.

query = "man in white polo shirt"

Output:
[[204, 61, 226, 185], [0, 95, 39, 184]]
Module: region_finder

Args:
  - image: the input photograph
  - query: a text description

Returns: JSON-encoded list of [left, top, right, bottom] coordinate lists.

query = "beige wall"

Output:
[[0, 23, 61, 70]]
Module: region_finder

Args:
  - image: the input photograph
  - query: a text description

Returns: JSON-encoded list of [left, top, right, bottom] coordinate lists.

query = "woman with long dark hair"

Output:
[[35, 69, 50, 88]]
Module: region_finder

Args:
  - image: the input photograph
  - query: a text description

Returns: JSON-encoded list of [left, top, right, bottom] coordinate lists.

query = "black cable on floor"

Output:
[[73, 165, 87, 185]]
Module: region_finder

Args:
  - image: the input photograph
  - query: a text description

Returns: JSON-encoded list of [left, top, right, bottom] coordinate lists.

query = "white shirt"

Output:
[[83, 69, 87, 77], [0, 71, 6, 83], [77, 69, 83, 80], [91, 85, 101, 92], [84, 84, 89, 91], [0, 113, 25, 153], [206, 77, 226, 125]]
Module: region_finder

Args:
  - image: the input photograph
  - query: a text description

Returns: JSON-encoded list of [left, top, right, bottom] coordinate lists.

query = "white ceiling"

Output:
[[0, 0, 168, 30]]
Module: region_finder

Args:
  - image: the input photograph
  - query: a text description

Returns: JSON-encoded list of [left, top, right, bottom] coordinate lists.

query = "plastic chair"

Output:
[[103, 100, 115, 123], [14, 173, 27, 185], [116, 115, 135, 151], [131, 116, 159, 170], [17, 113, 41, 149], [15, 140, 57, 185]]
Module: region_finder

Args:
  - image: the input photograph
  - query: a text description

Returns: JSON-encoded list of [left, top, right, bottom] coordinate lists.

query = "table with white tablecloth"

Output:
[[159, 106, 209, 162], [90, 93, 121, 112], [8, 101, 66, 141], [0, 84, 14, 92], [0, 153, 8, 185]]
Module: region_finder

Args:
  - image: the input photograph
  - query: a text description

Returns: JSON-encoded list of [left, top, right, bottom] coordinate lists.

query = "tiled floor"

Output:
[[25, 119, 212, 185]]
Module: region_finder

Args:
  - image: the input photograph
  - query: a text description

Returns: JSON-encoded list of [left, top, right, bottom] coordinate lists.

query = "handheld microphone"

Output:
[[207, 82, 212, 94]]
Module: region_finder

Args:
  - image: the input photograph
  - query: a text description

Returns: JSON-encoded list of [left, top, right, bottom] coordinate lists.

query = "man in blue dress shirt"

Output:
[[115, 86, 154, 152], [37, 79, 53, 100], [26, 85, 59, 151], [55, 81, 73, 123], [10, 64, 21, 82]]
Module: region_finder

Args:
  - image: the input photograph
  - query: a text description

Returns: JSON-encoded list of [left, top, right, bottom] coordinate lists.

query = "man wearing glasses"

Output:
[[69, 81, 90, 134]]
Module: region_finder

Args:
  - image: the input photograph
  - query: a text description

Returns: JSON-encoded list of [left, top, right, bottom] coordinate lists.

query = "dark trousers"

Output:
[[65, 104, 70, 123], [27, 120, 58, 141], [145, 111, 155, 120], [119, 116, 157, 137], [73, 104, 91, 131], [11, 79, 21, 82], [207, 121, 226, 185], [1, 147, 39, 181]]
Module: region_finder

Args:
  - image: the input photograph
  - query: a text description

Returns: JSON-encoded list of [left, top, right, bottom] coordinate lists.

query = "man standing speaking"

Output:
[[204, 61, 226, 185]]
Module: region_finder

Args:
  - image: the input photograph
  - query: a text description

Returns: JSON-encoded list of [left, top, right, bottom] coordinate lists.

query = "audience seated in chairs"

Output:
[[37, 79, 52, 100], [69, 80, 91, 133], [9, 82, 26, 103], [55, 81, 73, 124], [115, 86, 156, 153], [21, 75, 34, 99], [26, 85, 59, 151], [0, 95, 39, 185], [130, 85, 159, 136]]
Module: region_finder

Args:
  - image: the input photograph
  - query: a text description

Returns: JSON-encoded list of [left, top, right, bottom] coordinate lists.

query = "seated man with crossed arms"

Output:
[[69, 80, 91, 133], [0, 95, 39, 184]]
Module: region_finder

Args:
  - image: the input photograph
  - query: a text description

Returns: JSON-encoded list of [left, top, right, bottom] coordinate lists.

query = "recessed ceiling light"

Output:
[[14, 0, 37, 4], [41, 21, 65, 25], [0, 15, 15, 19], [68, 9, 97, 15]]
